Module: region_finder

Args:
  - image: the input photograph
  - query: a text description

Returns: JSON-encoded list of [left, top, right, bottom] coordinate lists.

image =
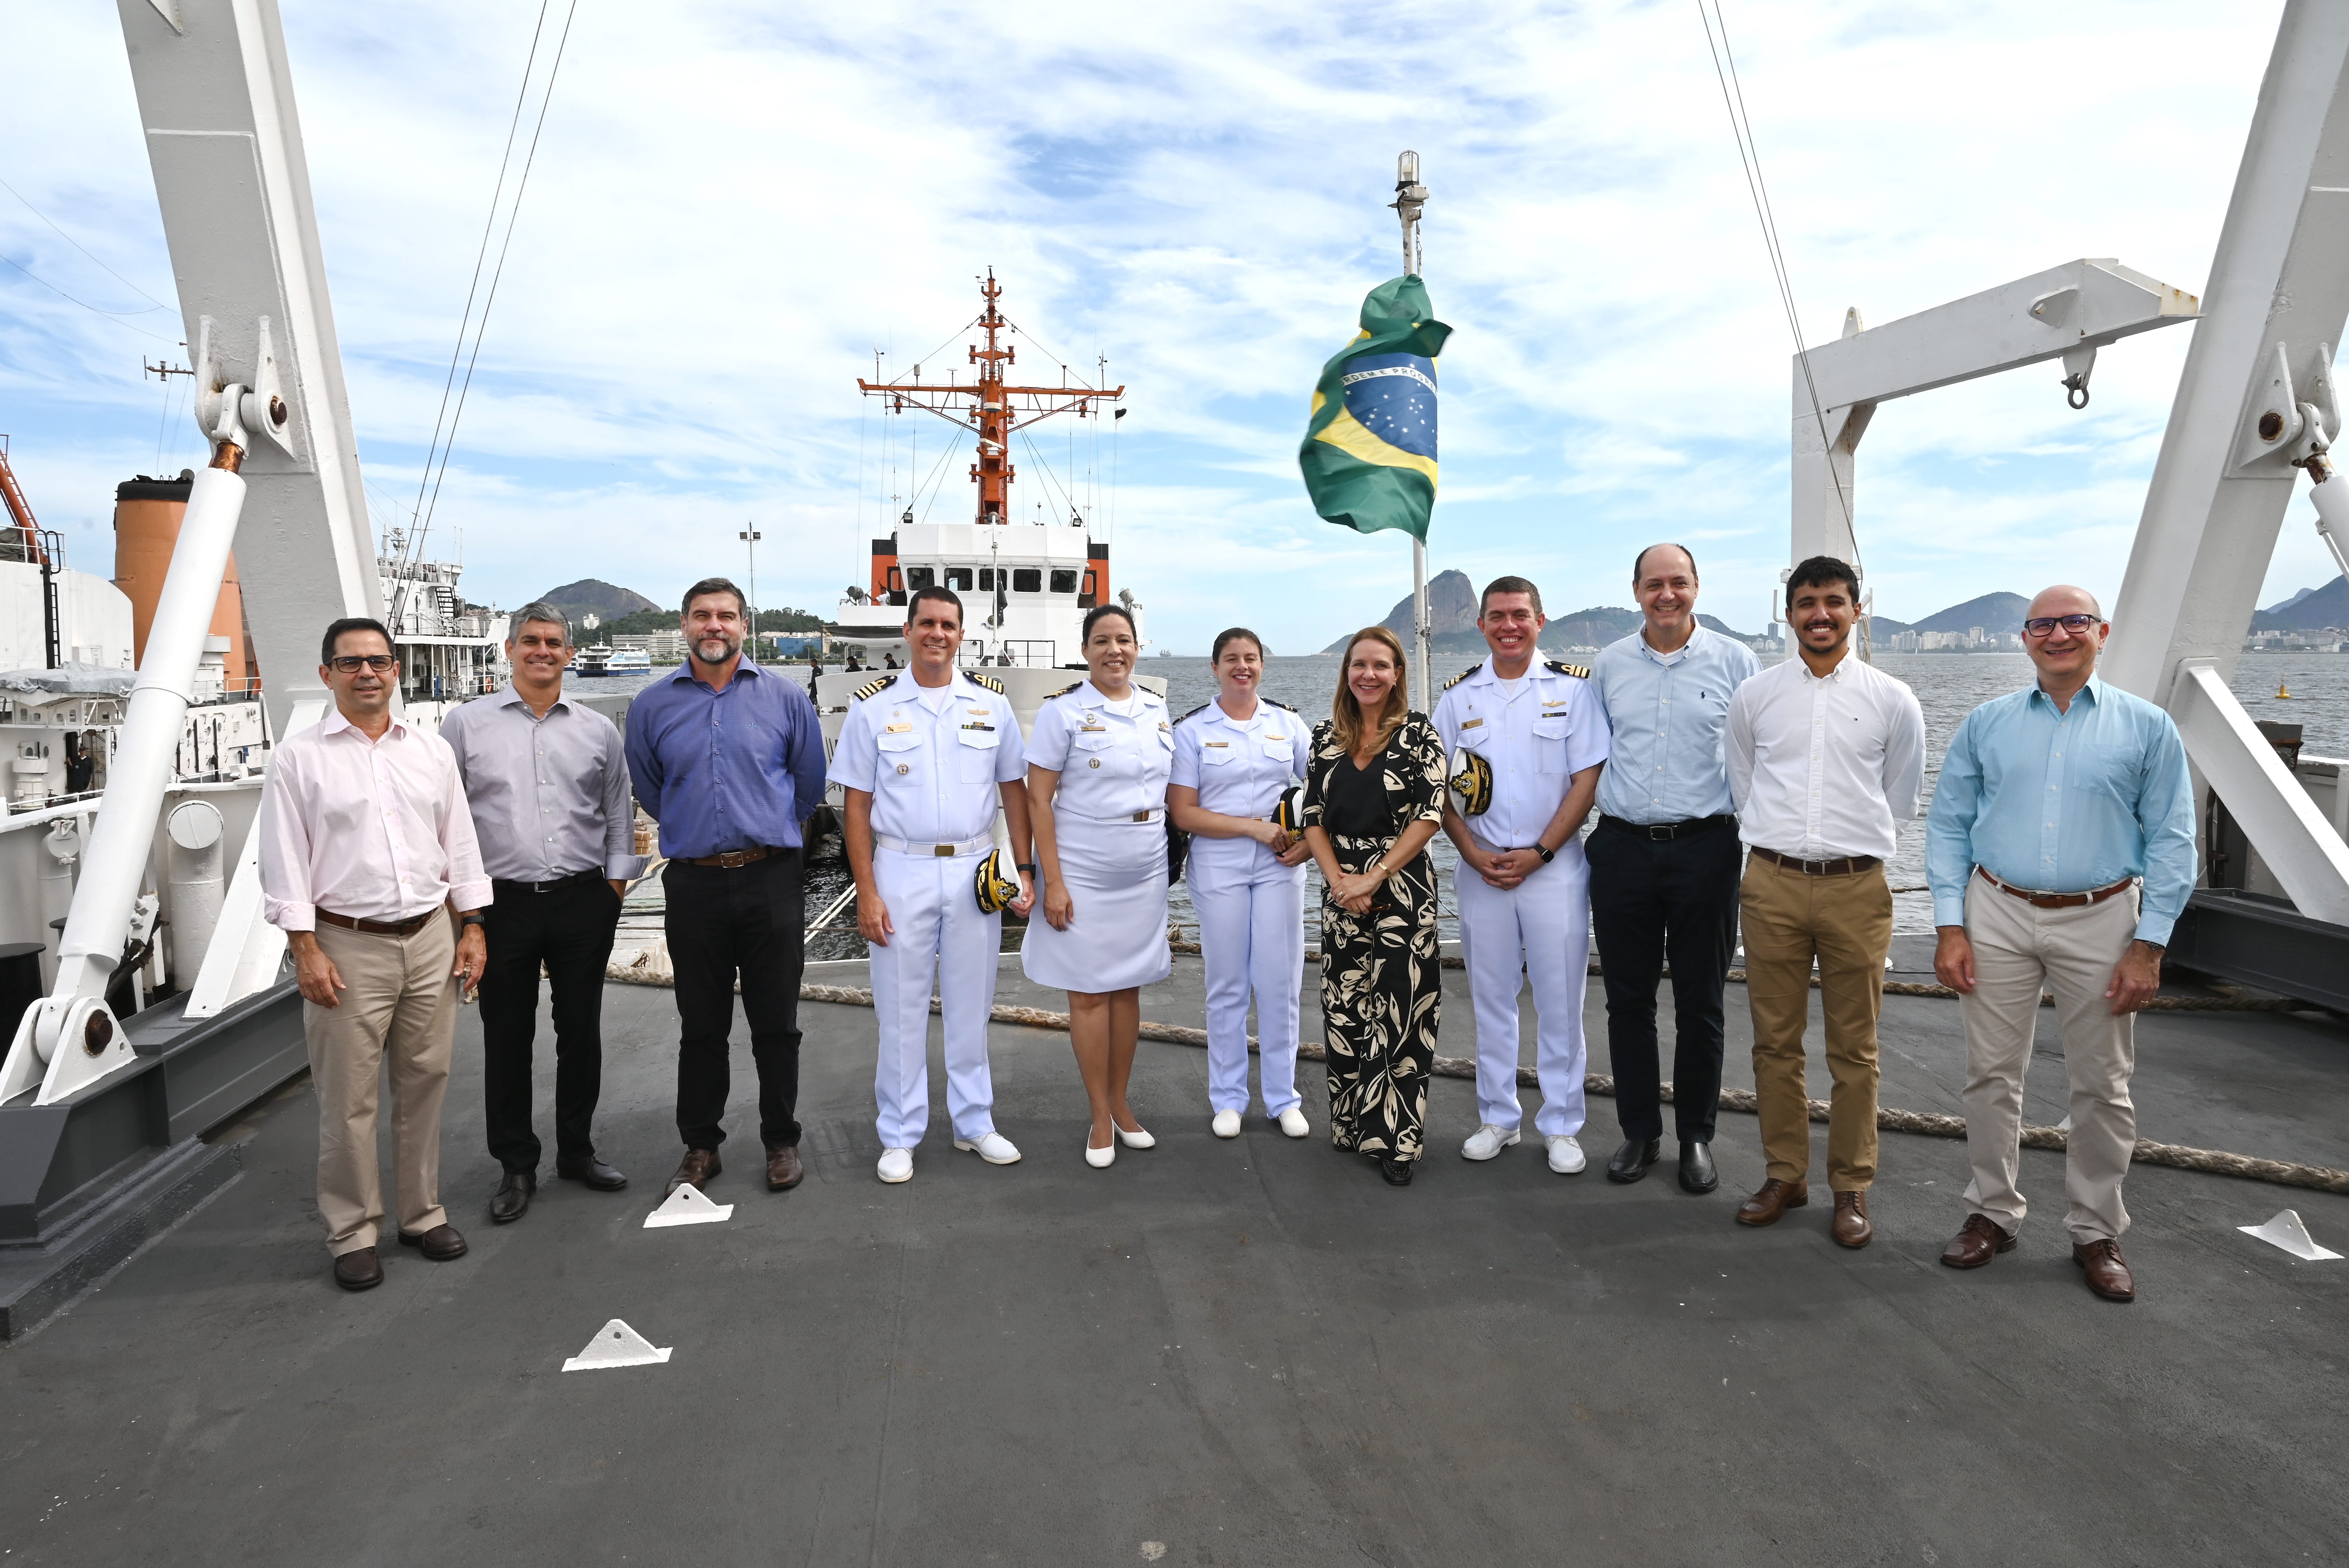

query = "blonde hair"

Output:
[[1331, 626, 1410, 756]]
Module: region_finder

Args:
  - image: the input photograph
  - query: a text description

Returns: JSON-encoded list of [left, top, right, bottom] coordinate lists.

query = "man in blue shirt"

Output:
[[1926, 586, 2195, 1303], [626, 577, 830, 1199], [1586, 544, 1761, 1195]]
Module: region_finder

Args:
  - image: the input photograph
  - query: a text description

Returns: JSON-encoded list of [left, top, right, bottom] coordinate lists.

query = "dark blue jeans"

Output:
[[1586, 819, 1742, 1144]]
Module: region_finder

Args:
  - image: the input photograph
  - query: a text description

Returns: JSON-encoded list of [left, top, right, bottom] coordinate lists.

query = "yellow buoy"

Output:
[[2277, 682, 2292, 699]]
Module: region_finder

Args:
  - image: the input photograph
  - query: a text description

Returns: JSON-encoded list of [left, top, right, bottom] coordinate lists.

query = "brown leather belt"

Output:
[[1752, 846, 1881, 877], [317, 909, 435, 937], [1978, 867, 2137, 909], [684, 845, 782, 868]]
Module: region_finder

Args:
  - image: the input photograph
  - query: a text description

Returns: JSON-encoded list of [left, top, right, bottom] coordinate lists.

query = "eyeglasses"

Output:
[[329, 654, 398, 672], [2021, 615, 2103, 638]]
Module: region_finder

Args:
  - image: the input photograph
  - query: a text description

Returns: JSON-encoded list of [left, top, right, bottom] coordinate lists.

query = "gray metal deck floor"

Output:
[[2, 948, 2345, 1564]]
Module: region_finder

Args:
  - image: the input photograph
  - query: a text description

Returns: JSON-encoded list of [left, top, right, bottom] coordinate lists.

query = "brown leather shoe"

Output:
[[1941, 1213, 2018, 1269], [396, 1223, 468, 1261], [333, 1247, 382, 1291], [1830, 1190, 1873, 1249], [1735, 1178, 1809, 1227], [2073, 1238, 2136, 1301], [666, 1148, 721, 1197], [766, 1144, 804, 1191]]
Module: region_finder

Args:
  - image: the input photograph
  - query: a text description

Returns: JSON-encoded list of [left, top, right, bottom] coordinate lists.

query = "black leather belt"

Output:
[[317, 909, 435, 937], [1599, 813, 1735, 842], [492, 869, 603, 894], [1752, 846, 1881, 877]]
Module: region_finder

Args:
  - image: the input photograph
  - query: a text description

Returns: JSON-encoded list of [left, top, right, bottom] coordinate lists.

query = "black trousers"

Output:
[[479, 873, 622, 1172], [664, 848, 804, 1151], [1586, 819, 1743, 1144]]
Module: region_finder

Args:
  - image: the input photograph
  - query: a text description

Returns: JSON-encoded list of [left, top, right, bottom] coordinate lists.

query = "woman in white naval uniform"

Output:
[[830, 586, 1035, 1183], [1167, 628, 1314, 1140], [1023, 604, 1174, 1167]]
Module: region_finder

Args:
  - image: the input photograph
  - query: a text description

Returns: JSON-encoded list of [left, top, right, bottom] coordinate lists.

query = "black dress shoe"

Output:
[[1606, 1137, 1663, 1184], [333, 1247, 383, 1291], [1379, 1157, 1414, 1187], [489, 1170, 535, 1224], [1678, 1141, 1718, 1194], [555, 1156, 629, 1191]]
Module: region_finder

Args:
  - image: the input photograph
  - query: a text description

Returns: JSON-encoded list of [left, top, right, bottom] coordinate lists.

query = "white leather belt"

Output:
[[1062, 807, 1164, 825], [875, 831, 993, 857]]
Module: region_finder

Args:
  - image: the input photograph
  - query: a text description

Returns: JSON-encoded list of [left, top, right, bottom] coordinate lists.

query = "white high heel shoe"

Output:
[[1114, 1122, 1155, 1150], [1085, 1134, 1116, 1169]]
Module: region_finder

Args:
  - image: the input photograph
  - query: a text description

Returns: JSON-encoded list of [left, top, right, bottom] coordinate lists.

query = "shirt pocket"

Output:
[[1200, 743, 1240, 768], [1533, 715, 1574, 773], [955, 725, 1001, 783], [876, 729, 921, 783], [2065, 741, 2143, 804], [1071, 725, 1116, 753]]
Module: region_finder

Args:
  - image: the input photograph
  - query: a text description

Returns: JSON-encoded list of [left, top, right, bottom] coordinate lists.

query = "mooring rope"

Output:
[[602, 958, 2349, 1197]]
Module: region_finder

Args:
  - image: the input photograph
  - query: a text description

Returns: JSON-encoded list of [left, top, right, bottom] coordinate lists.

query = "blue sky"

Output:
[[0, 0, 2320, 654]]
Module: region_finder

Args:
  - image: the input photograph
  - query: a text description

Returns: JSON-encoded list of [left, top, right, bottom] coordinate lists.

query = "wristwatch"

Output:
[[460, 912, 487, 928], [1533, 843, 1556, 864], [1015, 862, 1037, 873]]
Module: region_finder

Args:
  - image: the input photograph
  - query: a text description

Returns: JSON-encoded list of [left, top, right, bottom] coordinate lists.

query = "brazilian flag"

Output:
[[1298, 274, 1452, 542]]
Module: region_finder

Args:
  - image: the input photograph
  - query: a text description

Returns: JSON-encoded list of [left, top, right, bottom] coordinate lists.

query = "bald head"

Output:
[[2027, 584, 2102, 620]]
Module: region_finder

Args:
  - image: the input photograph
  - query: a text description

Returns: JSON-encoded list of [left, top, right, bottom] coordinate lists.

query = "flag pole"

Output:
[[1394, 151, 1432, 713]]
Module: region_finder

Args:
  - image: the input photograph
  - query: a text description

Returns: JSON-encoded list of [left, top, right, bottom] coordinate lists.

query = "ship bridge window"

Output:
[[905, 567, 936, 591], [945, 567, 973, 591], [1050, 568, 1079, 594], [1012, 568, 1042, 593]]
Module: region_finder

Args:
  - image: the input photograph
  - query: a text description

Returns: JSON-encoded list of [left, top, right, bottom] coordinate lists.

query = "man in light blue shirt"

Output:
[[1926, 586, 2195, 1304], [1585, 543, 1761, 1195]]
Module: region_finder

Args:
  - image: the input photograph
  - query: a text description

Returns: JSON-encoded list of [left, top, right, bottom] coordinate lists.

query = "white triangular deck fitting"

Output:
[[2238, 1209, 2343, 1261], [643, 1183, 733, 1228], [561, 1319, 673, 1371]]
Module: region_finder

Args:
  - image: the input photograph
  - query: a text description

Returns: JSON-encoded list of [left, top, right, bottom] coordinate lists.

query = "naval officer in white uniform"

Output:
[[1024, 603, 1174, 1166], [832, 585, 1035, 1184], [1167, 628, 1315, 1140], [1434, 575, 1610, 1174]]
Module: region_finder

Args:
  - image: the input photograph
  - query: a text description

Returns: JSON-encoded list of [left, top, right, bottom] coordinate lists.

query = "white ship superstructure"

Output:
[[379, 527, 509, 727]]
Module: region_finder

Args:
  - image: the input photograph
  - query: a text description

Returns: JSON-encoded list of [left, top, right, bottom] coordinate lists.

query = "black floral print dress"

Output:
[[1301, 713, 1446, 1162]]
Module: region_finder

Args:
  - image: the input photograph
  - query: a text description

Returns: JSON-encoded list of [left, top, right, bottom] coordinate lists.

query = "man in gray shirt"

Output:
[[440, 601, 644, 1223]]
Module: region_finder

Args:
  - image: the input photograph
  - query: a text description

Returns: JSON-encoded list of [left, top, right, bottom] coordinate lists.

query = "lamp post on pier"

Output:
[[739, 524, 761, 657]]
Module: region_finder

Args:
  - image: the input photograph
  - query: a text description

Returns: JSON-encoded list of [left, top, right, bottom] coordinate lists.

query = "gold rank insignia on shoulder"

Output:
[[1047, 681, 1085, 698], [852, 674, 898, 701], [967, 672, 1006, 694], [1441, 662, 1483, 692], [1544, 659, 1591, 679], [1264, 697, 1297, 712]]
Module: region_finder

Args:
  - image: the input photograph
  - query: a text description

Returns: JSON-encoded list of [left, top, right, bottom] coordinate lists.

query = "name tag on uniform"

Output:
[[961, 722, 994, 732], [884, 722, 913, 733], [1460, 718, 1483, 730], [1205, 741, 1229, 748], [1079, 723, 1107, 733]]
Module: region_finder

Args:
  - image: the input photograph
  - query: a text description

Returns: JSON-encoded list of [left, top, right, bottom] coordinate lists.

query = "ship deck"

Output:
[[3, 943, 2345, 1563]]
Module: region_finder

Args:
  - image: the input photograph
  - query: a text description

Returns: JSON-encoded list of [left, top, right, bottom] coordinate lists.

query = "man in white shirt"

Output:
[[1725, 557, 1924, 1249], [258, 618, 493, 1292]]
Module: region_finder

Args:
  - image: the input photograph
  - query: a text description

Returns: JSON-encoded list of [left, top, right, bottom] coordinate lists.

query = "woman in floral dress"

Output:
[[1299, 626, 1447, 1185]]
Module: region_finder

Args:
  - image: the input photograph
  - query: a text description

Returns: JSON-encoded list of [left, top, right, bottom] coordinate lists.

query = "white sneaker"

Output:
[[1211, 1110, 1242, 1139], [877, 1147, 914, 1183], [1545, 1134, 1587, 1175], [954, 1132, 1021, 1165], [1276, 1107, 1310, 1139], [1461, 1124, 1521, 1161]]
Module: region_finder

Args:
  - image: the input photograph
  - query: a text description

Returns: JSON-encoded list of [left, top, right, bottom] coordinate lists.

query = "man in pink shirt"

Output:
[[258, 618, 493, 1291]]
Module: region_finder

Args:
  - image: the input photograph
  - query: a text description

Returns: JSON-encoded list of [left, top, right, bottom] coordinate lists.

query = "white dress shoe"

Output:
[[876, 1147, 914, 1183], [1545, 1134, 1587, 1174], [1461, 1124, 1520, 1161], [1114, 1122, 1155, 1149], [1276, 1107, 1310, 1139], [955, 1132, 1022, 1165], [1085, 1135, 1116, 1169], [1211, 1110, 1242, 1139]]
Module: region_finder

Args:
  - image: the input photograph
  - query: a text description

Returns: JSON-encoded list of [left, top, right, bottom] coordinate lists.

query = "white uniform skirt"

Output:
[[1022, 811, 1173, 993]]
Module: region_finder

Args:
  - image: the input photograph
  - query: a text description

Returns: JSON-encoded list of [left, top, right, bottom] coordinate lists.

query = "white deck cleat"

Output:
[[562, 1319, 672, 1372], [642, 1182, 733, 1228], [1212, 1110, 1242, 1139], [1545, 1134, 1587, 1174], [954, 1132, 1022, 1165], [877, 1147, 914, 1183], [1276, 1107, 1310, 1139], [1461, 1124, 1520, 1161], [2239, 1208, 2343, 1260]]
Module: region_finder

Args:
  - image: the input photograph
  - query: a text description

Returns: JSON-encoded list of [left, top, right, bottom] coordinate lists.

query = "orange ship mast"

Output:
[[858, 269, 1123, 526]]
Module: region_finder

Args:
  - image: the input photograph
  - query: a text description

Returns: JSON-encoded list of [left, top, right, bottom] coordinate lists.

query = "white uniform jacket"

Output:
[[829, 669, 1026, 842], [1170, 697, 1312, 886], [1431, 658, 1612, 850]]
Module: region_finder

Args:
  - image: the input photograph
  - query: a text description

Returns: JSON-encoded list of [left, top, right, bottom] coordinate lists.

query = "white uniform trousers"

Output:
[[1190, 857, 1306, 1117], [870, 846, 1002, 1149], [1455, 849, 1592, 1137]]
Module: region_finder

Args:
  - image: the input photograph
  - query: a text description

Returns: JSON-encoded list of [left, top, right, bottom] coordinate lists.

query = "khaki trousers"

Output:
[[1739, 854, 1892, 1191], [1959, 875, 2137, 1244], [306, 918, 458, 1256]]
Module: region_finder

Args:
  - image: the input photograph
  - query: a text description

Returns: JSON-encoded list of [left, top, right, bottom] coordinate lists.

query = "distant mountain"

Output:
[[1326, 572, 1752, 654], [1905, 591, 2032, 636], [537, 578, 659, 626], [2255, 576, 2349, 629]]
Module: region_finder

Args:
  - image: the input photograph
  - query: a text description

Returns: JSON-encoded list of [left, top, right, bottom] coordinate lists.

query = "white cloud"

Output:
[[0, 0, 2326, 657]]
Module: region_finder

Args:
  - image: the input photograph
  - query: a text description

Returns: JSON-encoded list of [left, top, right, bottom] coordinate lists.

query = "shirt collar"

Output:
[[1638, 625, 1702, 666], [494, 682, 570, 715], [320, 705, 408, 742], [2030, 674, 2104, 710], [671, 657, 762, 691]]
